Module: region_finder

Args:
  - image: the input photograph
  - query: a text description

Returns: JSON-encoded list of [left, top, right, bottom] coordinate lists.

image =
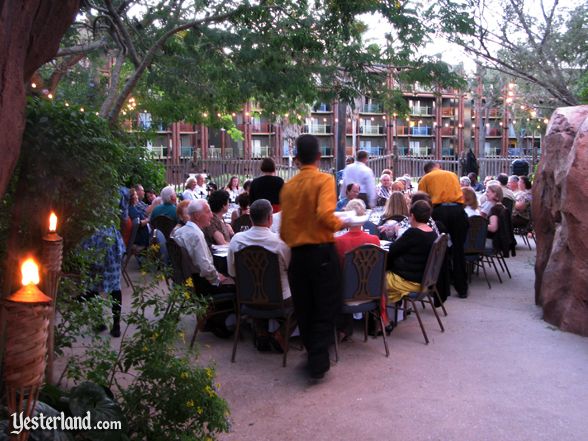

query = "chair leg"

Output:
[[480, 258, 491, 289], [378, 312, 390, 357], [231, 313, 241, 363], [408, 299, 429, 344], [499, 256, 512, 278], [363, 313, 368, 342], [427, 294, 444, 332], [190, 316, 200, 349], [282, 316, 290, 367], [432, 287, 447, 316], [487, 255, 503, 283]]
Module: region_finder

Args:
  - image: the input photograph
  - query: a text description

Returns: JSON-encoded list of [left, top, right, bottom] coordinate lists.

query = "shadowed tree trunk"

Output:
[[0, 0, 80, 199]]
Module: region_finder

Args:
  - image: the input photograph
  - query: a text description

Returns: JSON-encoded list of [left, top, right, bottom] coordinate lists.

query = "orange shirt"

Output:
[[280, 165, 344, 247], [418, 169, 464, 205]]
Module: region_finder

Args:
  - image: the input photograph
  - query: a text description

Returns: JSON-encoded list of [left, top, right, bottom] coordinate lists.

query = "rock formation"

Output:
[[534, 105, 588, 336]]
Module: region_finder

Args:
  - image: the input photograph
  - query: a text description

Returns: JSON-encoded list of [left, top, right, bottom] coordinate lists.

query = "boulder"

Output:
[[534, 105, 588, 336]]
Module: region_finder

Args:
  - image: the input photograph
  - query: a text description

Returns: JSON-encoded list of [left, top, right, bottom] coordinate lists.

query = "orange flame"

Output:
[[21, 258, 40, 286], [49, 212, 58, 232]]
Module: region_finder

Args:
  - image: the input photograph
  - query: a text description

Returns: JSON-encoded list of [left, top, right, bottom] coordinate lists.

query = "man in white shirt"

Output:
[[227, 199, 291, 299], [171, 199, 233, 290], [341, 150, 376, 208], [193, 173, 208, 199]]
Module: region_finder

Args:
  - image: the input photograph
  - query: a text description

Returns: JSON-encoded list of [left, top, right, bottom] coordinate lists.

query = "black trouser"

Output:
[[81, 290, 122, 325], [432, 204, 469, 296], [289, 243, 341, 376]]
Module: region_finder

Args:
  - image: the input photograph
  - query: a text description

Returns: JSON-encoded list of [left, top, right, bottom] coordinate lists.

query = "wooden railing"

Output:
[[162, 155, 538, 187]]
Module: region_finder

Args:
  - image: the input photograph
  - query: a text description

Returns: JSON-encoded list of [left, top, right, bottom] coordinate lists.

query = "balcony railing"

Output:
[[410, 147, 432, 156], [486, 128, 502, 136], [148, 145, 169, 158], [410, 126, 432, 136], [439, 127, 455, 136], [361, 104, 383, 113], [441, 108, 454, 117], [251, 146, 271, 158], [303, 124, 332, 134], [320, 146, 333, 156], [313, 103, 332, 112], [360, 146, 385, 156], [180, 147, 194, 158], [359, 125, 385, 135], [488, 109, 501, 118], [251, 122, 272, 133], [410, 106, 433, 116]]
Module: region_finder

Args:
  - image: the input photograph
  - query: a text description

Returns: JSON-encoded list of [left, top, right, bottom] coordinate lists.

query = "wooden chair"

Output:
[[333, 244, 389, 361], [167, 239, 235, 348], [396, 234, 448, 344], [464, 215, 493, 289], [232, 246, 295, 367], [121, 217, 143, 290]]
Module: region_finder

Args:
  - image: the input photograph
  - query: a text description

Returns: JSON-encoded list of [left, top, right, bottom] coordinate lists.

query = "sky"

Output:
[[361, 0, 582, 76]]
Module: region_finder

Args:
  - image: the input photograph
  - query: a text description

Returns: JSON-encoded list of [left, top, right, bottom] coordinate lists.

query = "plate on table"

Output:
[[334, 211, 369, 227], [211, 244, 229, 256]]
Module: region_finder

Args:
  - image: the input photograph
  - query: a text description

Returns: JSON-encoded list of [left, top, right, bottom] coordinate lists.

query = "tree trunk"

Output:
[[0, 0, 80, 199]]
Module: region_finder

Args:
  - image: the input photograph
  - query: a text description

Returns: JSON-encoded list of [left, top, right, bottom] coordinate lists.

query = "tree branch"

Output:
[[56, 38, 108, 57], [104, 0, 141, 68]]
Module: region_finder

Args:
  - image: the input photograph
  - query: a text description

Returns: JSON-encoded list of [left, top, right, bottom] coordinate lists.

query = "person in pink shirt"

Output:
[[334, 199, 380, 341]]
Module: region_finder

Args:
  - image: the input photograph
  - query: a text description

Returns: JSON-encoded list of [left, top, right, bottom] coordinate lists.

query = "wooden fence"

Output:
[[162, 155, 538, 187]]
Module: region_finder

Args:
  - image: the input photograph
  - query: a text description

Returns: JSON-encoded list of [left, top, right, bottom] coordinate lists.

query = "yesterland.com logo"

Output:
[[10, 411, 122, 435]]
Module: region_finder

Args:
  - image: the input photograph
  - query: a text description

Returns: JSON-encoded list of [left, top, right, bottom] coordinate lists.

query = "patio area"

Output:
[[161, 238, 588, 441]]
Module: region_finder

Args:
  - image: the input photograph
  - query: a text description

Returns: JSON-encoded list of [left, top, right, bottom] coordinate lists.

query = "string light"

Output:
[[31, 83, 37, 89]]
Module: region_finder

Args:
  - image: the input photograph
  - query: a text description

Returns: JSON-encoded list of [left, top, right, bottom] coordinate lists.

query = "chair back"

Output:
[[342, 244, 387, 302], [151, 215, 176, 241], [234, 246, 283, 306], [464, 215, 488, 254], [420, 234, 449, 292], [128, 217, 140, 248], [502, 197, 514, 216], [167, 239, 195, 285]]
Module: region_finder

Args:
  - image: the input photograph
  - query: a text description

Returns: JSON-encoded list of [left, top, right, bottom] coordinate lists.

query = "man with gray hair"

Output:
[[171, 199, 233, 290], [194, 173, 208, 199], [227, 199, 291, 300], [151, 185, 178, 222], [341, 150, 376, 208]]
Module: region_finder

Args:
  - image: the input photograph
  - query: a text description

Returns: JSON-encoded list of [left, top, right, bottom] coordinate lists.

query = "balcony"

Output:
[[251, 146, 271, 158], [303, 124, 332, 134], [180, 146, 194, 158], [396, 126, 410, 135], [439, 127, 455, 136], [359, 125, 385, 135], [488, 109, 501, 118], [251, 122, 273, 133], [361, 103, 383, 113], [410, 126, 432, 136], [148, 145, 169, 158], [320, 146, 333, 156], [441, 108, 454, 117], [313, 103, 332, 112], [486, 128, 502, 137], [361, 146, 385, 156], [410, 106, 433, 116]]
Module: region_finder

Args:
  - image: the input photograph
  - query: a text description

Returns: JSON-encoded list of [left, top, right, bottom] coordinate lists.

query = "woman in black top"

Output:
[[249, 157, 284, 210], [385, 200, 437, 305]]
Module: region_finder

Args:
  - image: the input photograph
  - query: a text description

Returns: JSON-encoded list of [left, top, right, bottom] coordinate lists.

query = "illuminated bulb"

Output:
[[444, 123, 449, 127], [80, 107, 84, 112], [47, 93, 53, 99], [31, 83, 37, 88], [203, 112, 208, 117], [65, 102, 69, 107], [543, 118, 549, 124]]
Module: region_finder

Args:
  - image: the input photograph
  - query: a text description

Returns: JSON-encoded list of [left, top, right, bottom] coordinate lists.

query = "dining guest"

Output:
[[480, 183, 502, 218], [227, 199, 291, 351], [182, 177, 197, 201], [225, 176, 242, 204], [469, 172, 485, 192], [484, 184, 505, 232], [248, 157, 285, 212], [231, 193, 252, 232], [128, 188, 150, 247], [383, 200, 437, 315], [280, 134, 348, 380], [497, 173, 516, 203], [202, 189, 234, 246], [418, 161, 468, 298], [512, 176, 533, 228], [133, 184, 149, 216], [176, 200, 191, 226], [462, 186, 480, 217], [379, 191, 409, 226], [193, 173, 208, 200], [341, 150, 377, 208], [151, 185, 178, 223], [336, 182, 360, 211], [242, 179, 252, 194], [460, 176, 472, 188], [376, 174, 393, 206]]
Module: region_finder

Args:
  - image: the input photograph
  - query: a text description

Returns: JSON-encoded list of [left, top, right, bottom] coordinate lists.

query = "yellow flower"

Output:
[[142, 345, 148, 352], [183, 291, 191, 300], [186, 400, 195, 408], [205, 368, 214, 379], [180, 372, 189, 380], [184, 278, 194, 288], [216, 383, 221, 390], [204, 385, 215, 397], [196, 406, 203, 415]]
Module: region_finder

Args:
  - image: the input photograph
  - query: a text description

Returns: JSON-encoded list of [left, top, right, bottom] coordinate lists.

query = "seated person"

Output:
[[171, 200, 234, 293], [227, 199, 292, 351], [380, 191, 441, 241], [376, 174, 392, 206], [484, 184, 515, 256], [512, 175, 532, 228], [384, 200, 438, 322], [231, 193, 252, 232], [480, 183, 502, 219], [336, 182, 360, 211], [176, 200, 191, 226], [462, 186, 480, 217], [378, 191, 409, 240], [128, 188, 150, 247], [335, 199, 380, 341], [202, 190, 234, 246], [151, 185, 178, 223]]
